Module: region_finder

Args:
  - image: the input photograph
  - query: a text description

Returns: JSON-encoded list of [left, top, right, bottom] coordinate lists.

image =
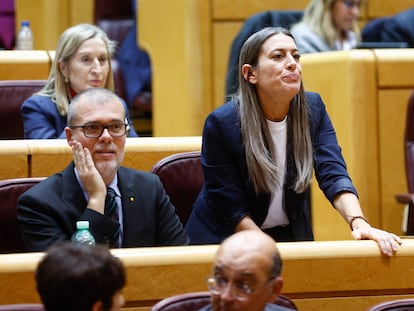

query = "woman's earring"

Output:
[[64, 77, 69, 83]]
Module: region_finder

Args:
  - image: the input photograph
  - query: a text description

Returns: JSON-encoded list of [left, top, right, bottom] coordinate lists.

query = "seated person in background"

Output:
[[36, 241, 126, 311], [116, 0, 152, 110], [185, 27, 401, 256], [18, 88, 189, 251], [362, 7, 414, 48], [201, 230, 292, 311], [290, 0, 361, 53], [21, 23, 138, 139]]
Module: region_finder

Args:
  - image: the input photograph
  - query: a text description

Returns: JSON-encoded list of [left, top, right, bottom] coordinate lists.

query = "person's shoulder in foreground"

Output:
[[200, 230, 295, 311], [36, 241, 126, 311]]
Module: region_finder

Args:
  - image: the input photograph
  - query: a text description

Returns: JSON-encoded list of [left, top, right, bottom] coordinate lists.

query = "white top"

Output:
[[261, 118, 290, 229], [334, 31, 358, 50]]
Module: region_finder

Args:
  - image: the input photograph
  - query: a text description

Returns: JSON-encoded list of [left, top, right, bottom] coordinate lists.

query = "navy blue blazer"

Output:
[[185, 92, 357, 244], [21, 95, 138, 139], [17, 162, 189, 251]]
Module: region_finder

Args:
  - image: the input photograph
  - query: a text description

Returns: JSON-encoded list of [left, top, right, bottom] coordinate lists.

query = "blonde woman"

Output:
[[21, 23, 137, 138], [291, 0, 361, 53]]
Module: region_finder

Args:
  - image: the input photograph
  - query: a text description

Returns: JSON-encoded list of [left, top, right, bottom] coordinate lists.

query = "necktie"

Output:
[[105, 187, 120, 247]]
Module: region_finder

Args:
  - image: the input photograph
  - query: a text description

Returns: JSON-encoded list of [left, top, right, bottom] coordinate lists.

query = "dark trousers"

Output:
[[263, 225, 295, 242]]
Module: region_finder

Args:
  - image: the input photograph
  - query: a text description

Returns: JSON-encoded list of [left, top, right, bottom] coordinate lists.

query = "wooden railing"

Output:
[[0, 137, 202, 180], [1, 239, 414, 311]]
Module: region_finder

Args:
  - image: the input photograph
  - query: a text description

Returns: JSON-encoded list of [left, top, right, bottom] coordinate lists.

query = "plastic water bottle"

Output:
[[71, 221, 96, 246], [16, 21, 34, 50]]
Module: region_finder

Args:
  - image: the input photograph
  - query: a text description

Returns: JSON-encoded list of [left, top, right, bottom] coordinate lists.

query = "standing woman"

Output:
[[185, 27, 401, 256], [21, 23, 138, 139], [290, 0, 362, 53]]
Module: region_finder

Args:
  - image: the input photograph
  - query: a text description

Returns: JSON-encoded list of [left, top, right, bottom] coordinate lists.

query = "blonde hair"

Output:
[[302, 0, 360, 48], [238, 27, 313, 194], [36, 24, 116, 116]]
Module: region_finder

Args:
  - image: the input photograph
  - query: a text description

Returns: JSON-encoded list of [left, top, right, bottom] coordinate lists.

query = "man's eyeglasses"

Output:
[[70, 123, 128, 138], [341, 0, 363, 9], [206, 275, 275, 301]]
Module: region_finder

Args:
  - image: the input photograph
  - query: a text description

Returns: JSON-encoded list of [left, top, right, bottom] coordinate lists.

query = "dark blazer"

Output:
[[21, 95, 138, 139], [362, 8, 414, 48], [17, 162, 189, 251], [185, 92, 357, 244]]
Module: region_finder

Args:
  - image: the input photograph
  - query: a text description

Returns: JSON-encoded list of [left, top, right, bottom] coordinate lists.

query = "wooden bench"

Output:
[[0, 137, 202, 180], [0, 50, 51, 80], [27, 137, 202, 177], [1, 239, 414, 311]]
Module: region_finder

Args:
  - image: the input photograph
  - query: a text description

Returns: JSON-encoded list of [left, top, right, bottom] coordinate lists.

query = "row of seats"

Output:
[[0, 292, 298, 311], [2, 296, 414, 311]]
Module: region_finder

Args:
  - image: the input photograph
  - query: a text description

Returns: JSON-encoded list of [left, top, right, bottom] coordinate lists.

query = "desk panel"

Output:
[[301, 50, 378, 240], [0, 140, 29, 179], [375, 49, 414, 88], [378, 89, 413, 233], [0, 50, 50, 80], [1, 240, 414, 311]]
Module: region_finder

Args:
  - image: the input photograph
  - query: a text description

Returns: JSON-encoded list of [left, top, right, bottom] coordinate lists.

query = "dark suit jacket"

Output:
[[17, 162, 189, 251], [21, 94, 138, 139], [185, 92, 357, 244], [362, 8, 414, 48]]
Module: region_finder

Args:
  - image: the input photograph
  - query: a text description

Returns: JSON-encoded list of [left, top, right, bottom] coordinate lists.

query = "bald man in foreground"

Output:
[[201, 230, 295, 311]]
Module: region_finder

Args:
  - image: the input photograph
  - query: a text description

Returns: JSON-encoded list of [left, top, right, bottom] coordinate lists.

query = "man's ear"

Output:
[[241, 64, 257, 84], [269, 276, 283, 303], [91, 301, 103, 311], [65, 127, 73, 145]]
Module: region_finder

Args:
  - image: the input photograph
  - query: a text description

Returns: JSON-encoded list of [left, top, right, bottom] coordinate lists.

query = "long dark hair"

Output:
[[238, 27, 312, 194]]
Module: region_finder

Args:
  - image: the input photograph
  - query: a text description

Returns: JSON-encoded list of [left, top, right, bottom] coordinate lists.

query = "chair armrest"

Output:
[[395, 193, 414, 204]]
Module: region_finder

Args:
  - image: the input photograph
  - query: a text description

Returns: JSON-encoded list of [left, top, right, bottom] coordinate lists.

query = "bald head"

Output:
[[215, 230, 282, 278], [67, 88, 125, 126], [209, 230, 283, 311]]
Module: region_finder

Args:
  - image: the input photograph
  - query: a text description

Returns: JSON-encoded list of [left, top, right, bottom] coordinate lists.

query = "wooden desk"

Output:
[[0, 137, 202, 180], [26, 137, 202, 177], [300, 49, 414, 240], [1, 240, 414, 311], [0, 50, 51, 80], [0, 140, 29, 179]]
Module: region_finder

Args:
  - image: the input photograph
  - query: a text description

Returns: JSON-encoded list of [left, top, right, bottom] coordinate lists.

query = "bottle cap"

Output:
[[21, 20, 30, 27], [76, 220, 90, 229]]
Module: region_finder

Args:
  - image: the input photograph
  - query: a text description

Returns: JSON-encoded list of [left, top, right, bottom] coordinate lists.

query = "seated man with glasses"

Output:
[[202, 230, 294, 311], [18, 88, 190, 251]]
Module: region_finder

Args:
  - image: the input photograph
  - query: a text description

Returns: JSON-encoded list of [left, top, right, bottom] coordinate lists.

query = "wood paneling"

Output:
[[1, 240, 414, 310], [0, 50, 50, 80]]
